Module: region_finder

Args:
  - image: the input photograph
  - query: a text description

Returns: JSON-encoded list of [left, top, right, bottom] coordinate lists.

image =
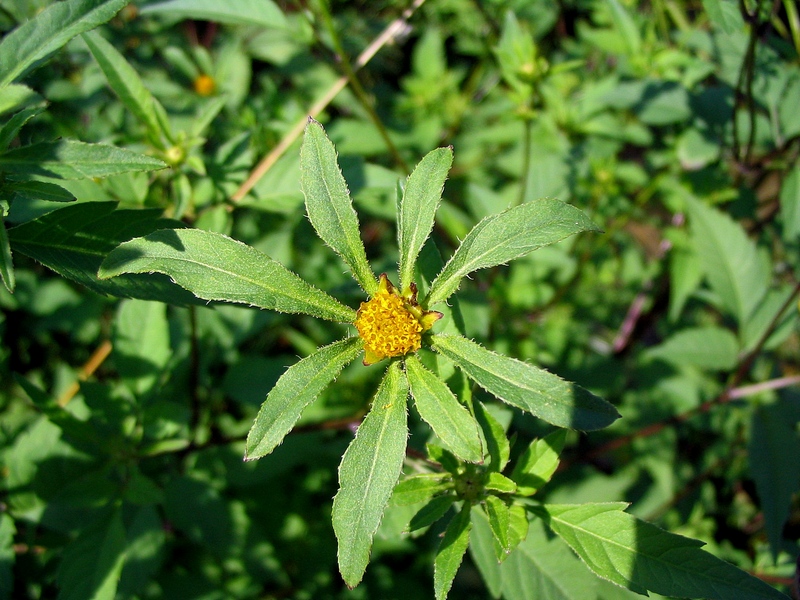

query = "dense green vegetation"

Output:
[[1, 1, 798, 598]]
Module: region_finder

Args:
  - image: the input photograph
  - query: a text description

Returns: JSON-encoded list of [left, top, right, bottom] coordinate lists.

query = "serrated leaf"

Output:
[[511, 429, 567, 496], [687, 196, 769, 327], [301, 120, 377, 296], [434, 503, 472, 600], [485, 472, 517, 494], [8, 201, 201, 304], [245, 337, 363, 460], [485, 495, 512, 559], [333, 362, 408, 587], [540, 503, 789, 599], [779, 166, 800, 241], [0, 0, 128, 87], [408, 494, 456, 532], [56, 509, 127, 600], [140, 0, 287, 29], [475, 401, 510, 472], [82, 31, 171, 148], [426, 199, 600, 307], [432, 334, 620, 431], [100, 228, 355, 321], [398, 147, 453, 291], [644, 326, 740, 371], [749, 398, 800, 561], [0, 139, 167, 179], [406, 354, 483, 463], [6, 180, 76, 202], [0, 213, 13, 292], [392, 473, 452, 506]]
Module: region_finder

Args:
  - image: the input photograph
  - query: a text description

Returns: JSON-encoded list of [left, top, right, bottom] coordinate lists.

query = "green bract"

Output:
[[99, 120, 618, 591]]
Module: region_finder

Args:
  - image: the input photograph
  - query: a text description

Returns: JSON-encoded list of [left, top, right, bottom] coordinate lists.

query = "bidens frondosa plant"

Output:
[[100, 121, 789, 600], [101, 119, 789, 600]]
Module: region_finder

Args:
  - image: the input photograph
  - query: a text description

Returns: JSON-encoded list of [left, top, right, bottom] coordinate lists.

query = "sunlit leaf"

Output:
[[246, 337, 363, 460], [140, 0, 287, 29], [434, 502, 472, 600], [100, 228, 356, 321], [333, 361, 408, 587], [432, 334, 620, 431], [427, 199, 600, 307]]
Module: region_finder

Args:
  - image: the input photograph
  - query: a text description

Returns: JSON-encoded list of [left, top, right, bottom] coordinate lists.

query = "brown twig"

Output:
[[56, 340, 113, 407], [230, 0, 426, 202]]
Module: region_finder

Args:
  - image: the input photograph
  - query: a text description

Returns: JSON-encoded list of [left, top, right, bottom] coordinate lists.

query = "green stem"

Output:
[[783, 0, 800, 56], [313, 0, 411, 174]]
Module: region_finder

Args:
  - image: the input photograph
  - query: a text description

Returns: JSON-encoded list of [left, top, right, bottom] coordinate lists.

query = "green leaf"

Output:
[[301, 119, 377, 296], [8, 202, 201, 304], [0, 83, 41, 116], [749, 398, 800, 561], [5, 180, 76, 202], [82, 31, 172, 149], [408, 494, 456, 532], [140, 0, 288, 29], [0, 139, 167, 179], [0, 513, 14, 599], [485, 472, 517, 494], [426, 199, 600, 307], [644, 326, 740, 371], [333, 361, 408, 587], [434, 503, 472, 600], [540, 503, 789, 599], [100, 228, 356, 321], [0, 0, 128, 87], [0, 106, 44, 152], [0, 213, 13, 292], [475, 401, 510, 472], [702, 0, 745, 33], [511, 430, 567, 496], [779, 166, 800, 242], [56, 509, 127, 600], [606, 0, 641, 55], [485, 495, 512, 559], [406, 354, 483, 463], [432, 334, 620, 431], [113, 300, 171, 396], [392, 473, 452, 506], [245, 337, 363, 460], [686, 196, 769, 327], [427, 442, 462, 475], [398, 147, 453, 291]]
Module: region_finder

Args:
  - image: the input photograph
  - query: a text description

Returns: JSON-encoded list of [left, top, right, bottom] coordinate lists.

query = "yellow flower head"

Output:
[[355, 274, 442, 365], [193, 73, 216, 96]]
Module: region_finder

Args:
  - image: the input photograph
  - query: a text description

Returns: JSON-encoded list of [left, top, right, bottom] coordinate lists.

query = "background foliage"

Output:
[[1, 0, 799, 598]]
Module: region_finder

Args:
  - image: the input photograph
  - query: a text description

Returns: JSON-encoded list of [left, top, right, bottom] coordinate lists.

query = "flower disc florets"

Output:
[[355, 274, 442, 365]]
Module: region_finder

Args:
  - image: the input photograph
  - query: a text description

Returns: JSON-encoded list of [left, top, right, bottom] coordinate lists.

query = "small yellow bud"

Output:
[[193, 74, 216, 96]]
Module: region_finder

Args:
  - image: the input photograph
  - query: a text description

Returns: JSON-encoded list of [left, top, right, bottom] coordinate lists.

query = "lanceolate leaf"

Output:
[[0, 106, 44, 152], [539, 503, 789, 600], [510, 429, 567, 496], [100, 228, 356, 322], [333, 362, 408, 587], [686, 196, 769, 327], [82, 31, 171, 149], [245, 337, 363, 460], [0, 139, 167, 179], [434, 502, 472, 600], [644, 326, 740, 371], [301, 120, 377, 296], [426, 199, 600, 307], [398, 147, 453, 291], [405, 354, 483, 463], [9, 201, 201, 304], [432, 334, 619, 431], [0, 0, 129, 88]]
